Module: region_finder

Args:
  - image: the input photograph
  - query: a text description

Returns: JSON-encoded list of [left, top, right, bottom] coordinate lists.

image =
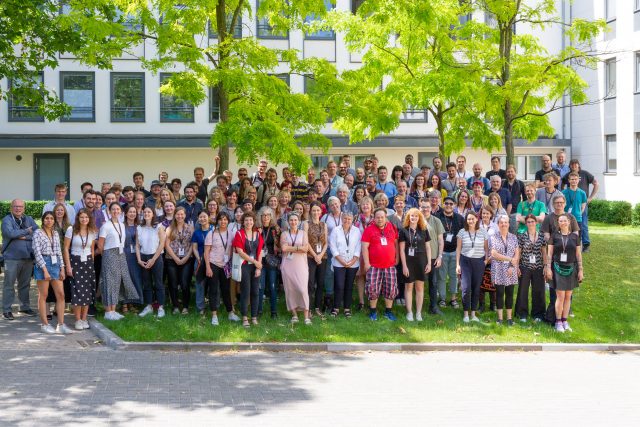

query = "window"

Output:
[[111, 73, 145, 122], [636, 53, 640, 93], [209, 16, 242, 39], [351, 0, 365, 14], [354, 154, 374, 169], [400, 108, 428, 123], [605, 58, 616, 98], [636, 133, 640, 173], [606, 134, 617, 173], [636, 0, 640, 12], [459, 13, 472, 26], [605, 0, 616, 21], [209, 86, 220, 122], [495, 154, 538, 180], [8, 72, 44, 122], [159, 73, 194, 122], [311, 155, 346, 172], [417, 152, 438, 168], [271, 73, 290, 87], [305, 0, 335, 40], [60, 72, 95, 122], [304, 75, 331, 122], [256, 0, 287, 39]]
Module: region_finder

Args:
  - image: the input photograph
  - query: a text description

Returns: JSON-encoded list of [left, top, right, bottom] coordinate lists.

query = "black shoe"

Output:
[[357, 303, 364, 311], [490, 304, 497, 312], [507, 319, 515, 327], [271, 312, 277, 319], [429, 307, 443, 315], [477, 306, 484, 314], [19, 309, 36, 316], [3, 312, 15, 320], [46, 314, 53, 321], [87, 305, 97, 317], [582, 245, 590, 253]]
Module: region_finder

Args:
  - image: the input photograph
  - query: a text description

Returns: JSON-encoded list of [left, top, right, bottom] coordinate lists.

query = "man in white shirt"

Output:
[[43, 183, 76, 224]]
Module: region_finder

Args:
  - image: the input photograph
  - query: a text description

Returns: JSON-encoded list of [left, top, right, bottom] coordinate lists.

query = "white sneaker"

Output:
[[562, 321, 572, 332], [112, 311, 124, 320], [82, 320, 90, 329], [406, 312, 414, 322], [41, 324, 56, 334], [181, 308, 189, 315], [139, 305, 153, 318], [211, 315, 219, 326], [172, 308, 180, 315], [555, 322, 565, 333], [463, 315, 470, 323], [157, 307, 166, 318], [470, 315, 480, 322], [415, 313, 423, 322], [56, 324, 73, 334], [75, 320, 85, 330], [228, 312, 240, 322]]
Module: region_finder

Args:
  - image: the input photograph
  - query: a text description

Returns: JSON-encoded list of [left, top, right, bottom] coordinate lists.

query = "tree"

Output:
[[325, 0, 499, 160], [468, 0, 607, 166]]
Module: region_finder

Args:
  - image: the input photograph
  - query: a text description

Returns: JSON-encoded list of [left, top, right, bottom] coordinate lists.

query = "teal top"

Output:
[[516, 199, 546, 233]]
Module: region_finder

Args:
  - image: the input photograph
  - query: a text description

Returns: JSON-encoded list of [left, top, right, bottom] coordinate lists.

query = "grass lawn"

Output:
[[103, 222, 640, 343]]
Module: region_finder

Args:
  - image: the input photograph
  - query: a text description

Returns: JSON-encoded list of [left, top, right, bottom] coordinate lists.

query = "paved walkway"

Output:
[[1, 277, 639, 426]]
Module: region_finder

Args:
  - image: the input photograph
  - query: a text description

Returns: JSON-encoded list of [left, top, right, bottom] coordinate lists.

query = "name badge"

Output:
[[118, 246, 124, 255], [567, 207, 573, 214], [346, 249, 350, 256], [446, 233, 453, 243], [316, 244, 322, 253], [529, 255, 536, 264], [50, 255, 58, 265], [560, 252, 568, 262], [408, 248, 415, 257], [80, 253, 88, 263], [178, 247, 185, 257], [380, 237, 388, 246], [287, 252, 294, 260], [130, 244, 135, 253]]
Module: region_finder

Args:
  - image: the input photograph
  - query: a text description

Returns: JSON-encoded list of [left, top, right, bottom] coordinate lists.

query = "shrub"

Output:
[[608, 201, 632, 226], [588, 199, 609, 223], [632, 203, 640, 227], [0, 201, 50, 219]]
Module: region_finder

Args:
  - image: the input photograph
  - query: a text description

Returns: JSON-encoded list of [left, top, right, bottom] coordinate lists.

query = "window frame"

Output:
[[60, 71, 95, 122], [605, 0, 616, 22], [208, 16, 242, 39], [605, 58, 616, 99], [110, 72, 146, 123], [304, 0, 335, 40], [636, 133, 640, 174], [605, 134, 617, 174], [256, 0, 288, 39], [636, 52, 640, 94], [209, 86, 221, 123], [159, 73, 195, 123], [8, 72, 45, 122], [399, 108, 429, 123]]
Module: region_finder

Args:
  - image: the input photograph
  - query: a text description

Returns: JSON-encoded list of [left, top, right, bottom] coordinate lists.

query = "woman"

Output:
[[155, 189, 174, 218], [469, 181, 488, 214], [232, 211, 264, 327], [49, 204, 72, 310], [536, 172, 562, 213], [427, 174, 447, 199], [373, 192, 394, 216], [238, 177, 253, 201], [228, 205, 245, 310], [280, 213, 311, 324], [258, 207, 281, 318], [136, 207, 167, 318], [352, 185, 366, 204], [160, 200, 176, 228], [329, 211, 361, 317], [282, 200, 305, 230], [354, 196, 374, 310], [321, 196, 343, 310], [478, 206, 498, 312], [98, 202, 139, 320], [456, 212, 489, 323], [164, 206, 194, 315], [63, 208, 97, 330], [205, 199, 219, 226], [204, 212, 237, 325], [488, 215, 520, 325], [488, 193, 507, 224], [306, 201, 328, 318], [34, 211, 70, 334], [410, 174, 429, 201], [275, 190, 292, 223], [399, 208, 432, 321], [94, 193, 104, 211], [391, 165, 404, 187], [265, 194, 279, 213], [454, 191, 471, 217], [256, 168, 280, 209], [222, 189, 239, 218], [192, 210, 214, 315], [123, 205, 142, 312], [545, 213, 583, 333], [208, 187, 226, 209], [516, 213, 547, 323]]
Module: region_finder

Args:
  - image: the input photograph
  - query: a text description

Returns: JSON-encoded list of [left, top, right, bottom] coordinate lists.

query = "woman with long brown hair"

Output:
[[164, 206, 194, 314]]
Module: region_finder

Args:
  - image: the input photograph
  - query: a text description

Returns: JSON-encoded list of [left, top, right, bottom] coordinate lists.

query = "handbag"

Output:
[[231, 252, 243, 282], [480, 264, 496, 292], [265, 253, 281, 268]]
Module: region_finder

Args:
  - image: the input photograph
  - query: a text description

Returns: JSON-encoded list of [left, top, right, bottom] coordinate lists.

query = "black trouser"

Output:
[[140, 254, 165, 305], [333, 266, 358, 310], [516, 266, 546, 319], [307, 258, 326, 310], [206, 263, 232, 312], [166, 258, 193, 309], [496, 285, 515, 310], [240, 263, 260, 318], [396, 261, 405, 299], [427, 260, 438, 310], [460, 255, 484, 311]]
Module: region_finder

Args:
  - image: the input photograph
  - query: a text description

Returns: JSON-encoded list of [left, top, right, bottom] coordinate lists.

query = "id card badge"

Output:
[[287, 252, 294, 260], [130, 244, 135, 253], [446, 233, 453, 243], [408, 248, 415, 257], [567, 207, 573, 214], [80, 253, 88, 263], [560, 252, 568, 262], [178, 247, 185, 257], [50, 255, 58, 265], [316, 244, 322, 253], [529, 255, 536, 264], [380, 237, 388, 246], [118, 245, 124, 255], [223, 254, 230, 264]]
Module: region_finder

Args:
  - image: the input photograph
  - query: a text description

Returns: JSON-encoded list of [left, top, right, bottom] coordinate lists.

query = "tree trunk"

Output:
[[215, 0, 230, 171], [504, 102, 515, 167]]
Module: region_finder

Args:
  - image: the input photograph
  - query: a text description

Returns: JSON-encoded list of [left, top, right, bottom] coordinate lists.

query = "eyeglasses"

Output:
[[444, 202, 454, 206]]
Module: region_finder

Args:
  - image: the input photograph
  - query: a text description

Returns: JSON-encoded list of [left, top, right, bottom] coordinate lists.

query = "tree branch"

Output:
[[370, 42, 415, 78]]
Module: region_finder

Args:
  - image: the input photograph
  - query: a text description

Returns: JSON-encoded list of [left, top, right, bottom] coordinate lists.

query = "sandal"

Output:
[[450, 300, 460, 309], [304, 318, 312, 325], [251, 317, 259, 326], [344, 309, 352, 318], [242, 319, 250, 328], [291, 316, 299, 324], [315, 308, 326, 320], [330, 309, 338, 317]]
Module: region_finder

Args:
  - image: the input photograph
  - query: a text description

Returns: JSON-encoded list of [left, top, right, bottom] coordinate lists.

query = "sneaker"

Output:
[[19, 309, 37, 316], [369, 311, 378, 321], [112, 312, 124, 320], [75, 320, 85, 330], [211, 315, 219, 326], [429, 307, 443, 315], [82, 320, 90, 329], [463, 315, 470, 323], [41, 324, 56, 334], [172, 308, 180, 315], [582, 245, 590, 253], [3, 312, 15, 320], [507, 319, 515, 327], [406, 312, 414, 322], [304, 318, 312, 325], [569, 309, 575, 318], [383, 311, 397, 321], [139, 305, 154, 318], [56, 324, 73, 334], [562, 321, 572, 332], [496, 320, 503, 325], [157, 307, 166, 318], [228, 312, 240, 322], [438, 300, 446, 308], [415, 313, 423, 321], [103, 312, 113, 321], [519, 318, 527, 323], [450, 300, 460, 309], [181, 308, 189, 315], [533, 317, 542, 323], [199, 309, 205, 316], [470, 315, 480, 322], [555, 322, 565, 333]]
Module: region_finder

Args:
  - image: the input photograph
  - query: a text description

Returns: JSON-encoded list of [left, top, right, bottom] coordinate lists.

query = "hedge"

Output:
[[0, 201, 51, 219], [633, 203, 640, 227], [588, 199, 633, 226]]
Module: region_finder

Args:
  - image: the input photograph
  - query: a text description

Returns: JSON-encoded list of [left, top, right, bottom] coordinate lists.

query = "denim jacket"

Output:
[[1, 214, 39, 260]]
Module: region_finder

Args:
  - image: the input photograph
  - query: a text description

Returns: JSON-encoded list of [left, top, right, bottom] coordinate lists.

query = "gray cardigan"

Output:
[[1, 215, 39, 260]]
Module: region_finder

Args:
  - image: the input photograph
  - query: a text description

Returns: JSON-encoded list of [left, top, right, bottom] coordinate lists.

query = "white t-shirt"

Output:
[[99, 220, 125, 251], [64, 227, 98, 257]]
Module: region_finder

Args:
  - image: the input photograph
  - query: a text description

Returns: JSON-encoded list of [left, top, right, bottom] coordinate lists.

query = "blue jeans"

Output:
[[581, 205, 590, 246], [436, 252, 458, 301], [124, 251, 143, 304], [324, 249, 334, 295], [259, 265, 278, 314]]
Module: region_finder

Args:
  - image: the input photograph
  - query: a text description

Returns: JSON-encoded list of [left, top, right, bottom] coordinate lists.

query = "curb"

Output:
[[89, 319, 640, 352]]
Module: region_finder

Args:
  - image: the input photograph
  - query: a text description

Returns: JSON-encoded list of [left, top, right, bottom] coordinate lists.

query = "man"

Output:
[[485, 175, 512, 214], [314, 179, 331, 205], [361, 208, 400, 321], [452, 177, 472, 201], [391, 180, 417, 209], [223, 170, 233, 186], [365, 175, 380, 199], [43, 183, 76, 224], [343, 173, 355, 190], [342, 154, 356, 177], [420, 165, 432, 177], [534, 154, 561, 188], [336, 184, 358, 215], [158, 171, 169, 187], [404, 154, 421, 177], [354, 167, 366, 186], [455, 155, 473, 179], [502, 164, 526, 208], [306, 167, 316, 185], [133, 172, 151, 197], [307, 188, 327, 215], [256, 168, 278, 207], [562, 172, 588, 228], [442, 162, 459, 194], [376, 166, 397, 199], [553, 150, 570, 179], [122, 186, 136, 209], [251, 159, 268, 188], [110, 182, 125, 204], [73, 182, 94, 213], [420, 198, 445, 315], [434, 196, 464, 308], [170, 178, 182, 201], [178, 183, 205, 226], [370, 156, 379, 172], [387, 195, 406, 230], [338, 161, 348, 179], [535, 173, 562, 213], [561, 159, 598, 251], [194, 155, 220, 203], [401, 163, 415, 188], [485, 156, 507, 180], [430, 156, 447, 180], [515, 184, 547, 233], [101, 182, 111, 194], [466, 163, 490, 192], [326, 161, 344, 193], [145, 180, 163, 207], [363, 157, 375, 175], [2, 199, 38, 320], [234, 168, 248, 189], [215, 175, 231, 194], [290, 173, 309, 202]]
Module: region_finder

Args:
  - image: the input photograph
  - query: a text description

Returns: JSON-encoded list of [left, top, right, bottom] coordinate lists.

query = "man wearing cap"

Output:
[[145, 180, 163, 207], [434, 196, 465, 308]]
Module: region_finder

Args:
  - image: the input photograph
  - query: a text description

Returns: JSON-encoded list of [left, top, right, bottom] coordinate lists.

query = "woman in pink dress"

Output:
[[280, 213, 311, 324]]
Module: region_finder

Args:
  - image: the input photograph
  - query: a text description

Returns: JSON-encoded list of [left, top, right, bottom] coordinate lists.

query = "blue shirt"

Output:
[[562, 188, 587, 221], [554, 163, 571, 178], [191, 224, 214, 258], [467, 176, 491, 192], [1, 215, 39, 260], [485, 188, 512, 210], [376, 182, 398, 199]]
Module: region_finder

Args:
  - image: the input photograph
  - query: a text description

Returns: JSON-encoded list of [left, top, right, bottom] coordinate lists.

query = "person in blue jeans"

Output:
[[192, 211, 214, 315], [257, 207, 280, 318], [434, 197, 465, 309]]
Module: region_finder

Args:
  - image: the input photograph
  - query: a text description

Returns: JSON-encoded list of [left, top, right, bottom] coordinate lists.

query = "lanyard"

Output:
[[379, 225, 387, 239], [500, 233, 509, 252], [344, 227, 351, 247], [560, 233, 568, 253], [544, 190, 554, 207], [567, 189, 576, 207], [468, 231, 477, 249], [245, 230, 257, 254], [409, 227, 418, 249], [288, 230, 299, 247], [332, 215, 341, 228], [471, 196, 483, 212], [262, 226, 271, 243], [111, 221, 122, 244], [43, 230, 55, 253], [79, 232, 88, 250], [443, 215, 453, 232], [217, 228, 228, 251], [524, 200, 535, 214]]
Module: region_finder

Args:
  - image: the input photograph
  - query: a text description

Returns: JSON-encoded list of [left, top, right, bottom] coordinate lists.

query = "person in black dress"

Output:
[[399, 208, 432, 321]]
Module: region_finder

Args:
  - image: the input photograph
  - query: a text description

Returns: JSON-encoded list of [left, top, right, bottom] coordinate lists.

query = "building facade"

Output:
[[0, 0, 632, 202]]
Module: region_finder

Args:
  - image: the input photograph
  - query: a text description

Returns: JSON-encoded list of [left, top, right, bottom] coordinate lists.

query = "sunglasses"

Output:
[[444, 202, 454, 206]]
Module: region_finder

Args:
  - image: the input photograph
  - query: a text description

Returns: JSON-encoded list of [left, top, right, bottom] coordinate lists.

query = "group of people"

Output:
[[1, 150, 595, 334]]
